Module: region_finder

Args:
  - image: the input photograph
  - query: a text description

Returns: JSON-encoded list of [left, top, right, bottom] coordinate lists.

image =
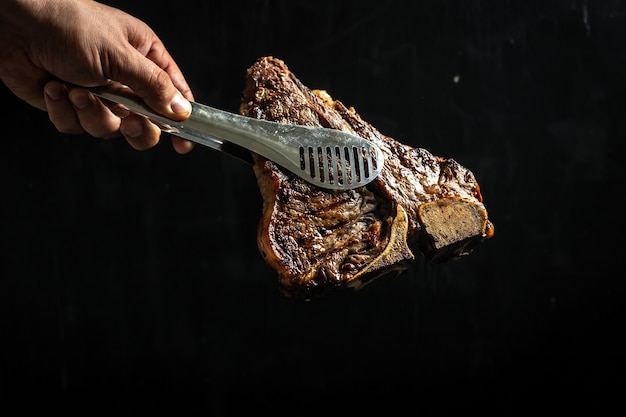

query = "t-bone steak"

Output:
[[239, 56, 494, 298]]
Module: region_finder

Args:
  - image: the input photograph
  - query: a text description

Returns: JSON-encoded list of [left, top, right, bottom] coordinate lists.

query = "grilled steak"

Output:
[[240, 56, 494, 298]]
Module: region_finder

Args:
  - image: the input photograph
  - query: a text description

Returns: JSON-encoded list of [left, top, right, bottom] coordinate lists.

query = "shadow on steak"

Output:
[[239, 56, 494, 298]]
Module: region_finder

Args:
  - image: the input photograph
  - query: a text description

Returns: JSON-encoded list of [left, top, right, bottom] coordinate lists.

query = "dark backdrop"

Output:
[[1, 0, 624, 414]]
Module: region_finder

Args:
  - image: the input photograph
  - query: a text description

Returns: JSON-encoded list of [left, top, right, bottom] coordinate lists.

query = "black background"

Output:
[[1, 0, 625, 414]]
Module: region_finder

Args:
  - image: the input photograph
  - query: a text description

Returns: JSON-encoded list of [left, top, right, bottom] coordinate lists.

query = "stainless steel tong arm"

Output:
[[90, 86, 384, 190]]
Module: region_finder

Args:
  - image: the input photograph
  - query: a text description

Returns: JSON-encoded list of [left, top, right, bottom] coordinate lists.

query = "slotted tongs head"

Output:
[[90, 86, 385, 190]]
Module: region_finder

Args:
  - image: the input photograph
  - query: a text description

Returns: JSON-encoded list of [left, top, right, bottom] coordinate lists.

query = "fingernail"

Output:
[[70, 92, 90, 109], [121, 122, 143, 138], [170, 92, 191, 115], [44, 84, 63, 101]]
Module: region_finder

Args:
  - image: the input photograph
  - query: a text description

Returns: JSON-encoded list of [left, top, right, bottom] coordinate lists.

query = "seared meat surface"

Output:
[[240, 56, 494, 298]]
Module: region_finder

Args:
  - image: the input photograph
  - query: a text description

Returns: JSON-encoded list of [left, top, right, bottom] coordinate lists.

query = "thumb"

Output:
[[108, 48, 192, 121]]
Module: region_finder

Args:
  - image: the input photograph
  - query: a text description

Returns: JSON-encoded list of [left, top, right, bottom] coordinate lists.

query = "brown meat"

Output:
[[240, 56, 494, 298]]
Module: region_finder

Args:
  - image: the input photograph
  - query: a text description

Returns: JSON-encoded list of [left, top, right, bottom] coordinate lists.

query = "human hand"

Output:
[[0, 0, 194, 153]]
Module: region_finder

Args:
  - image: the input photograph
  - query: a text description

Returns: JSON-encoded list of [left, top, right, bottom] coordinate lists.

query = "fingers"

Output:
[[170, 136, 195, 154], [127, 57, 195, 153], [102, 45, 195, 153], [136, 68, 192, 123], [43, 80, 164, 150], [44, 82, 84, 134], [106, 23, 193, 121], [95, 59, 195, 153], [120, 115, 161, 151], [45, 81, 119, 137], [107, 46, 191, 121]]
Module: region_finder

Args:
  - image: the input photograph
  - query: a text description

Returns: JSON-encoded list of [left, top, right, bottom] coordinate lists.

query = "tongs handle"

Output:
[[90, 86, 253, 164]]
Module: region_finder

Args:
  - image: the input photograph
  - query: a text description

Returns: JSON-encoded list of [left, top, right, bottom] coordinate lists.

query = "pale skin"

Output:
[[0, 0, 195, 153]]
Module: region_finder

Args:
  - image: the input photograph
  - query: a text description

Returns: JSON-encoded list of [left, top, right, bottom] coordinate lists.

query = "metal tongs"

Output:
[[90, 86, 384, 190]]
